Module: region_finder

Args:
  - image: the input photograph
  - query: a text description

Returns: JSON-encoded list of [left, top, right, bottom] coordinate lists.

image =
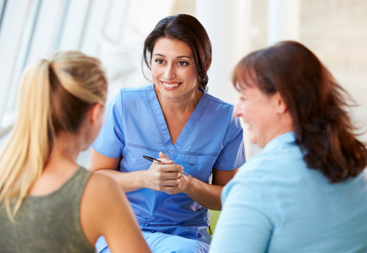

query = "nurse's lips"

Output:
[[161, 81, 181, 89]]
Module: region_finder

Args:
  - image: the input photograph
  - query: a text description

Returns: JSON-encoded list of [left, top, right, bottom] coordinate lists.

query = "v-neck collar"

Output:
[[147, 84, 209, 160]]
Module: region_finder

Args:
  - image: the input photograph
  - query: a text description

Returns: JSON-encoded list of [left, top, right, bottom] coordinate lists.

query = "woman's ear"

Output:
[[89, 103, 102, 126], [273, 92, 288, 114]]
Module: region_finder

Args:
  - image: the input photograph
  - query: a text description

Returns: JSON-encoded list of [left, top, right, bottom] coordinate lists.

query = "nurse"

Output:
[[89, 14, 246, 253]]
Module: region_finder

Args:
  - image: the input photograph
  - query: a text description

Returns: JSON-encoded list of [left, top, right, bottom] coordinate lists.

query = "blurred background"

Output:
[[0, 0, 366, 164]]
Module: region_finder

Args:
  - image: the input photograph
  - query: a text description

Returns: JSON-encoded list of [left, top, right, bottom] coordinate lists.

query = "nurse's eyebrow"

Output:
[[152, 54, 193, 60], [153, 53, 165, 57], [177, 56, 192, 60]]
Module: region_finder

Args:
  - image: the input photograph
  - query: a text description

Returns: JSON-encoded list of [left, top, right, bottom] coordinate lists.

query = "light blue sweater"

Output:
[[210, 132, 367, 253]]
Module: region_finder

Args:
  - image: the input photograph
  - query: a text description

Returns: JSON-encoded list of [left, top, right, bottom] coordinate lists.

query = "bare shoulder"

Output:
[[80, 172, 151, 252], [80, 171, 129, 224], [83, 172, 125, 204], [80, 172, 128, 244]]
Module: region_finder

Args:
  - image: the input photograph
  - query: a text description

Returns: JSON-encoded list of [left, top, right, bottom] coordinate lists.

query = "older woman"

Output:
[[210, 41, 367, 252]]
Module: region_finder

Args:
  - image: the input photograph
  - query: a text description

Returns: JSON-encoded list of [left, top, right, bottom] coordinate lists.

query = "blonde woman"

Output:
[[0, 51, 151, 253]]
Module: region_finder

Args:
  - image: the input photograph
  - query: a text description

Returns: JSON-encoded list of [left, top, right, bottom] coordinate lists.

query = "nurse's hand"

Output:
[[143, 152, 184, 194], [159, 152, 190, 195], [158, 152, 191, 195]]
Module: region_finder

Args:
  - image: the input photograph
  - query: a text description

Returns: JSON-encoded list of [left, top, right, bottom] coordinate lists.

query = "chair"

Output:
[[207, 209, 221, 236]]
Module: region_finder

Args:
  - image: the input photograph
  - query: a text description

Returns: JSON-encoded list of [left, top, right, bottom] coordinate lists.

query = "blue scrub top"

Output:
[[92, 84, 246, 236]]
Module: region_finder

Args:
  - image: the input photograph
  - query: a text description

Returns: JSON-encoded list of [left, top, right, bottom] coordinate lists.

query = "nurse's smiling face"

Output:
[[151, 38, 200, 102]]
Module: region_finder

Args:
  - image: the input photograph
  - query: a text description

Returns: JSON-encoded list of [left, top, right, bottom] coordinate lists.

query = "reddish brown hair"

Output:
[[233, 41, 367, 183]]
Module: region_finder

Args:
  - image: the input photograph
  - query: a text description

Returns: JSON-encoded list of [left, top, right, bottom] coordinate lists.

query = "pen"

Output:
[[142, 155, 194, 178]]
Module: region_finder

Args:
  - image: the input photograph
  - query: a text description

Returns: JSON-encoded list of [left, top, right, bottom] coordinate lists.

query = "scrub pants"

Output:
[[96, 231, 210, 253]]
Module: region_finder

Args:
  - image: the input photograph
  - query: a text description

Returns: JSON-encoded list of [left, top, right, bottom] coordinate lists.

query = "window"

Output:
[[0, 0, 184, 142]]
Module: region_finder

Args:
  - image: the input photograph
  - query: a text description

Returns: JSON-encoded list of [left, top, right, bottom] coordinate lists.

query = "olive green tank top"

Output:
[[0, 167, 95, 253]]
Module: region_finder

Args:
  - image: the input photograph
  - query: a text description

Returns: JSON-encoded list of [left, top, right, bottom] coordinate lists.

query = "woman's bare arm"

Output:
[[80, 173, 151, 252]]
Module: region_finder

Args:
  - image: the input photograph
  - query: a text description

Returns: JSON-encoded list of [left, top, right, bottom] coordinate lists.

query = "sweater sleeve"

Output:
[[210, 159, 276, 253]]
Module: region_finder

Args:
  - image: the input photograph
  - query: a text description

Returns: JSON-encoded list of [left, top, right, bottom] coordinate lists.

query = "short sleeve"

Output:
[[214, 115, 246, 170], [92, 91, 125, 158]]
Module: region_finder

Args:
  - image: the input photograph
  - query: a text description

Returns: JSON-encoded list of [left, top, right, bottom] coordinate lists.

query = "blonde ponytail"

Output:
[[0, 51, 107, 220]]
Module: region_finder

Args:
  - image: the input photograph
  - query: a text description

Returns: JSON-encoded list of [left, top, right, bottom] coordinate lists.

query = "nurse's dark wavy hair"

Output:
[[143, 14, 212, 91], [232, 40, 367, 183]]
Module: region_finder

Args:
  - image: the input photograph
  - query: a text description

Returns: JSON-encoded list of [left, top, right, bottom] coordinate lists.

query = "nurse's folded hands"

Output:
[[143, 152, 185, 194]]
